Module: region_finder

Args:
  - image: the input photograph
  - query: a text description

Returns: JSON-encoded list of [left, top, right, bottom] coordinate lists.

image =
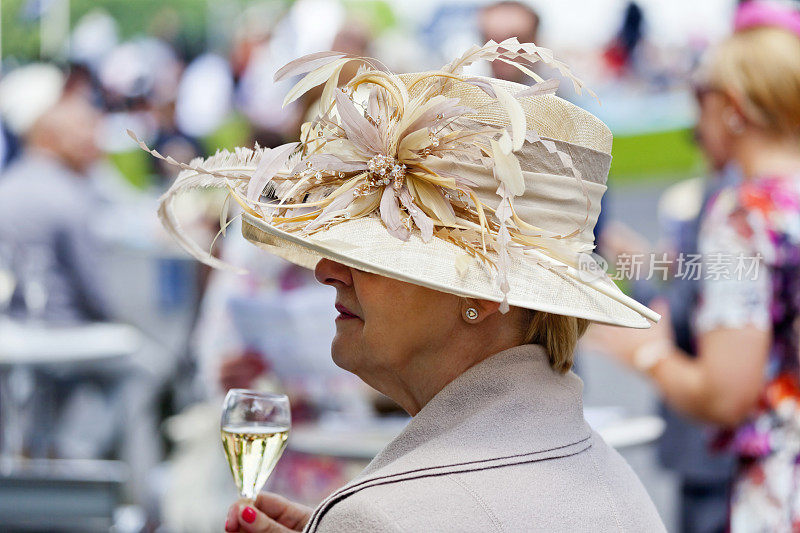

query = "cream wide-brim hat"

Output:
[[140, 41, 660, 328], [241, 213, 657, 327]]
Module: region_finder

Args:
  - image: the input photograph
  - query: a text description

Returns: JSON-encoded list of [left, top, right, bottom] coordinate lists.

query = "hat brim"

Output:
[[241, 213, 659, 328]]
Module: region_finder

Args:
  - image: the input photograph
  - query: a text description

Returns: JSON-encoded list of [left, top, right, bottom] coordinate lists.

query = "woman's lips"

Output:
[[335, 303, 359, 320]]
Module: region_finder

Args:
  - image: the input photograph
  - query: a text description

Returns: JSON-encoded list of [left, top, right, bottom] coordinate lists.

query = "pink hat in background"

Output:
[[734, 1, 800, 36]]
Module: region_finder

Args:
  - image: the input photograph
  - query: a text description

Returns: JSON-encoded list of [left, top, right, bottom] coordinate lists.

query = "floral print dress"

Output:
[[694, 174, 800, 532]]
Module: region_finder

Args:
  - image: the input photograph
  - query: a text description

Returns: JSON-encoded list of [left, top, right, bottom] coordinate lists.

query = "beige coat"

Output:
[[304, 344, 666, 532]]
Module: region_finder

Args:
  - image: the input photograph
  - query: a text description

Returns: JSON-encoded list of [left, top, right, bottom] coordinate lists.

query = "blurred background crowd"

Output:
[[1, 0, 800, 531]]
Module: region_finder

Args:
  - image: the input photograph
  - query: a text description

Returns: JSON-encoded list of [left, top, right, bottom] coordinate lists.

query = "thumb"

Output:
[[237, 503, 293, 533]]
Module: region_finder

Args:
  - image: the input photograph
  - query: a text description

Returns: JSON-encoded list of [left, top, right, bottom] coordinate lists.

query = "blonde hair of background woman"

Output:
[[707, 26, 800, 135]]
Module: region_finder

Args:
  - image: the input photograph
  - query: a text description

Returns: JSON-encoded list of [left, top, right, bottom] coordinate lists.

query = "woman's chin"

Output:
[[330, 335, 358, 372]]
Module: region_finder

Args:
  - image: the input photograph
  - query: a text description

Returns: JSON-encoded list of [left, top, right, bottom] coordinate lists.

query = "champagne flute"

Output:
[[221, 389, 291, 501]]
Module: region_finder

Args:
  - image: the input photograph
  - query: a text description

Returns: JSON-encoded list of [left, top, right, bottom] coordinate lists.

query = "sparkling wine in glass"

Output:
[[221, 389, 291, 501]]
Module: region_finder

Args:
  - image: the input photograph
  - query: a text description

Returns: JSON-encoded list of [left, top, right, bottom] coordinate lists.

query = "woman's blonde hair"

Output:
[[522, 310, 590, 374], [705, 26, 800, 135]]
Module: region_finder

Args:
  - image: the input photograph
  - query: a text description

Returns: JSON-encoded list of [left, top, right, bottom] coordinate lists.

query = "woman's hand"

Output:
[[224, 493, 313, 533]]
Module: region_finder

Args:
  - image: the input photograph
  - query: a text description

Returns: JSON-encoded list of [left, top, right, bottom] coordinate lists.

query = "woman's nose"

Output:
[[314, 258, 353, 287]]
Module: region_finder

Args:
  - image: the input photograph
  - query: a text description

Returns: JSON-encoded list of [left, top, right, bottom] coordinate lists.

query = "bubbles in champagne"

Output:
[[221, 424, 290, 500]]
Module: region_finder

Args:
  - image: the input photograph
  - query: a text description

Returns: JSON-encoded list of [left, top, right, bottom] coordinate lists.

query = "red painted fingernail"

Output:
[[242, 506, 257, 524], [224, 518, 231, 530]]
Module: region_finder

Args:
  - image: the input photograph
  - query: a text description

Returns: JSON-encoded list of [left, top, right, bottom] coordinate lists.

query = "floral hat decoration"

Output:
[[131, 38, 660, 327]]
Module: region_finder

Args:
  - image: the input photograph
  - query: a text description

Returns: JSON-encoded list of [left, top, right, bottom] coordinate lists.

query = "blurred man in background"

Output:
[[478, 1, 540, 84], [0, 73, 111, 323]]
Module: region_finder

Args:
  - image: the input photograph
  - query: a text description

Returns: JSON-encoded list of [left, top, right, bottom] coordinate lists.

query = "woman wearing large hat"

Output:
[[135, 38, 664, 532]]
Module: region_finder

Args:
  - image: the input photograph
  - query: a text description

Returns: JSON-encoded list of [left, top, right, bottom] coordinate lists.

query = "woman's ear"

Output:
[[460, 298, 502, 324]]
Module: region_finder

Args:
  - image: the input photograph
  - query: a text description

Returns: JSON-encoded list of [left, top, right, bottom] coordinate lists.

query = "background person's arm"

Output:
[[588, 287, 771, 427], [648, 325, 770, 426]]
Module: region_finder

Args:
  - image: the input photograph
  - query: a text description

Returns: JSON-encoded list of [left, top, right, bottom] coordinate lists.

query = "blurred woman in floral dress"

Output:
[[594, 3, 800, 530]]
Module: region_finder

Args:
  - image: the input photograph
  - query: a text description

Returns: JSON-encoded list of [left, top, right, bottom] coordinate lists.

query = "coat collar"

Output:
[[359, 343, 590, 478], [305, 344, 592, 531]]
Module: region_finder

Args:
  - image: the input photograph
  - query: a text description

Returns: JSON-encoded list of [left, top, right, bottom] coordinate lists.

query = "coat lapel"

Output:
[[305, 344, 592, 532]]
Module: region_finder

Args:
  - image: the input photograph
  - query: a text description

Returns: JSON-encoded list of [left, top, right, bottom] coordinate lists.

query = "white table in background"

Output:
[[0, 320, 141, 366], [0, 320, 142, 457]]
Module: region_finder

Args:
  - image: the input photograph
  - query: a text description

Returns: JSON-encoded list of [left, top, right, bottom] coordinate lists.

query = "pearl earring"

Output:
[[725, 109, 745, 135], [465, 307, 479, 320]]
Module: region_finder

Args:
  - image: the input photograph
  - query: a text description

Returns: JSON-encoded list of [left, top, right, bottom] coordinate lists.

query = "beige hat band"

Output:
[[440, 159, 606, 247], [451, 126, 612, 185], [508, 137, 611, 185]]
